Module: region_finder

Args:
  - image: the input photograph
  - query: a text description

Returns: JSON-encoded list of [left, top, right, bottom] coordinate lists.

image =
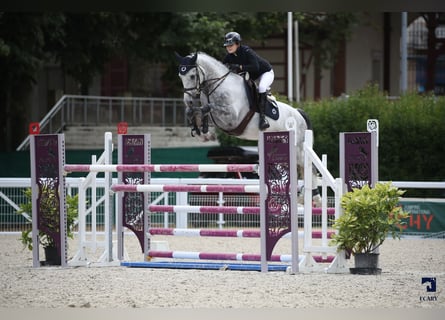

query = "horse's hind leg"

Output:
[[311, 166, 322, 207], [296, 165, 322, 207]]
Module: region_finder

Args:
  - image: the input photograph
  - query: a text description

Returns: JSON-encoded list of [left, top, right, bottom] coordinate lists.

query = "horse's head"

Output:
[[175, 52, 208, 137], [174, 51, 231, 140], [175, 52, 201, 108]]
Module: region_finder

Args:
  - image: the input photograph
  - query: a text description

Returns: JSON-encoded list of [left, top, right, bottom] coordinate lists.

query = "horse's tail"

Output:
[[297, 108, 312, 130]]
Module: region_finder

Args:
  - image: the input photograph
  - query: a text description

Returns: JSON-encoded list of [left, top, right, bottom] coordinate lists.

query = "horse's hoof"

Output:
[[312, 194, 322, 208]]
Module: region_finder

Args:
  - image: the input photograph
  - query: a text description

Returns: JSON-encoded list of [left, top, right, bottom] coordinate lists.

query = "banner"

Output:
[[399, 200, 445, 234]]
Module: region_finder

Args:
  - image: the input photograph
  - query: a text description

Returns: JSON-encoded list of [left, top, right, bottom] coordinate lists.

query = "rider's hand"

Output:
[[226, 63, 241, 73]]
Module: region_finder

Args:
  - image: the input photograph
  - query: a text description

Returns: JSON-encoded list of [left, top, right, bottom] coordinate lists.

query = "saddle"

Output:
[[205, 73, 281, 137], [243, 75, 279, 121]]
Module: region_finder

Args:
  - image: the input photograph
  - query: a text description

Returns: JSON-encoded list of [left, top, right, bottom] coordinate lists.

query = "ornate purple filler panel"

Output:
[[342, 132, 373, 192], [263, 132, 291, 259], [121, 135, 148, 251], [34, 135, 63, 256]]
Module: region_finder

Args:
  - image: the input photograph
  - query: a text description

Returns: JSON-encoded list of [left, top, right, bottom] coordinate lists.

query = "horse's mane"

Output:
[[195, 51, 229, 75]]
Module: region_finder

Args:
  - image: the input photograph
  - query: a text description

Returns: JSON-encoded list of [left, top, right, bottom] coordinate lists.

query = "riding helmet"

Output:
[[224, 32, 242, 47]]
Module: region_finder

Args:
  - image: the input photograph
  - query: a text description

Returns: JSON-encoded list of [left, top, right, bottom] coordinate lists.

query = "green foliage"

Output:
[[216, 85, 445, 197], [331, 182, 409, 254], [302, 85, 445, 196], [17, 188, 78, 250], [0, 13, 66, 151], [0, 12, 359, 151]]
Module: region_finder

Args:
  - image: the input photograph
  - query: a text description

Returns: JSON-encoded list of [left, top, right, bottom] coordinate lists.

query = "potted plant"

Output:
[[17, 188, 78, 265], [331, 182, 409, 274]]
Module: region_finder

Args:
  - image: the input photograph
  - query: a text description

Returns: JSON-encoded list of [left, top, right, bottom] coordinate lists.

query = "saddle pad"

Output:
[[265, 99, 279, 120]]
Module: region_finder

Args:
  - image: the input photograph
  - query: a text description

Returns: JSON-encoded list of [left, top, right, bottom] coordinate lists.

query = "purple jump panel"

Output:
[[340, 132, 378, 192], [118, 134, 150, 257], [263, 131, 292, 260], [31, 134, 67, 267]]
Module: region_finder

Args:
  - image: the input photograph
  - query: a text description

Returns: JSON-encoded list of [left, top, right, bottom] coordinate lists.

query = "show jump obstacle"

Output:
[[29, 122, 349, 273]]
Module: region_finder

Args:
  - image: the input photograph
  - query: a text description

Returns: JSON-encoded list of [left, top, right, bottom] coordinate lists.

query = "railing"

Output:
[[0, 177, 262, 233], [16, 95, 186, 151], [2, 177, 444, 236]]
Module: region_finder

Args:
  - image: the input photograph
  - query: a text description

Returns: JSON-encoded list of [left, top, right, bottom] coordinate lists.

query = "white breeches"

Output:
[[258, 69, 274, 93]]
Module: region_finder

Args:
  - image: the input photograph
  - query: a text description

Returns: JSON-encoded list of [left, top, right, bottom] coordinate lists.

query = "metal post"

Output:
[[287, 12, 293, 102], [59, 135, 67, 267], [117, 135, 123, 260], [289, 130, 299, 274], [294, 19, 300, 103], [104, 132, 114, 262], [30, 135, 39, 268], [259, 132, 267, 272], [401, 12, 408, 93]]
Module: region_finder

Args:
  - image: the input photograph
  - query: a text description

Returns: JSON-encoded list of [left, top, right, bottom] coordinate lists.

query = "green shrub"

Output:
[[331, 182, 409, 254], [302, 85, 445, 196], [216, 84, 445, 196]]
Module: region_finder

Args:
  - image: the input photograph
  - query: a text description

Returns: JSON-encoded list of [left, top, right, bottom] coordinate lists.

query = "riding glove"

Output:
[[227, 63, 242, 73]]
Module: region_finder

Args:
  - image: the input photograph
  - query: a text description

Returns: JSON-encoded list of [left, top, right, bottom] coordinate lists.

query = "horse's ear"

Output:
[[174, 51, 183, 63], [190, 52, 198, 64]]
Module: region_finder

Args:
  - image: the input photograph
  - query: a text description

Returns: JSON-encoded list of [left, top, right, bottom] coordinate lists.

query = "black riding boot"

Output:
[[258, 92, 270, 130]]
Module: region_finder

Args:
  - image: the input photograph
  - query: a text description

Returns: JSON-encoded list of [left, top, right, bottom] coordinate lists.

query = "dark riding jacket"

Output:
[[223, 45, 272, 81]]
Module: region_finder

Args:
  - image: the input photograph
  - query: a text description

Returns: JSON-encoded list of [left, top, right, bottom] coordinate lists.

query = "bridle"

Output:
[[180, 63, 231, 102], [179, 62, 230, 137]]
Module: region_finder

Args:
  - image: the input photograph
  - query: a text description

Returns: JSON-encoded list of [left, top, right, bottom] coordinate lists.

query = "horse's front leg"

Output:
[[200, 103, 212, 134], [186, 103, 216, 141], [186, 106, 202, 137]]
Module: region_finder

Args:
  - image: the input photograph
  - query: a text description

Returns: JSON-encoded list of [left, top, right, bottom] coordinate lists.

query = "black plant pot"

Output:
[[42, 246, 61, 266], [350, 253, 381, 275]]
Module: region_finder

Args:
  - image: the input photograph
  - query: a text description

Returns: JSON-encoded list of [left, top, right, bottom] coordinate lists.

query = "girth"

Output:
[[210, 108, 256, 137]]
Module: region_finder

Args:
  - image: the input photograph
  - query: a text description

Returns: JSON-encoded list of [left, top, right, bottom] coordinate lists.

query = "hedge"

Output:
[[218, 84, 445, 197], [302, 85, 445, 196]]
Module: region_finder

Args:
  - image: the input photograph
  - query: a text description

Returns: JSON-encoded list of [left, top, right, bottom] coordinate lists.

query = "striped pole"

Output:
[[147, 250, 334, 263], [65, 164, 258, 173], [148, 228, 335, 239], [148, 204, 335, 215], [148, 205, 260, 214], [111, 184, 260, 193]]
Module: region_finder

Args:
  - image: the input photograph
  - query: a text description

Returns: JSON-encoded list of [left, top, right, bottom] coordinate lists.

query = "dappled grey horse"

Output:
[[175, 52, 321, 206]]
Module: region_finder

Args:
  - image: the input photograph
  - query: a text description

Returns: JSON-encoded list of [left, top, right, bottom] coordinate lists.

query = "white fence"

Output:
[[0, 177, 264, 233], [1, 177, 443, 235]]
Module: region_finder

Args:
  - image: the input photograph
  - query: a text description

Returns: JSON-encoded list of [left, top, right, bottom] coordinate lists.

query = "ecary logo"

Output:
[[420, 277, 438, 302], [421, 277, 436, 292]]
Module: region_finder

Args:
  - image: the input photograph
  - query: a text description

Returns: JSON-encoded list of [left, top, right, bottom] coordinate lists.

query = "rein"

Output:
[[182, 64, 230, 101]]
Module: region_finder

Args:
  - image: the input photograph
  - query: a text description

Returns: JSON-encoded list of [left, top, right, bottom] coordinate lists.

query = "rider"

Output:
[[222, 31, 273, 130]]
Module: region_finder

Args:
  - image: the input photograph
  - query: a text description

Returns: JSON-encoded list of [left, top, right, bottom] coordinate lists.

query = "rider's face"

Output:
[[225, 43, 239, 54]]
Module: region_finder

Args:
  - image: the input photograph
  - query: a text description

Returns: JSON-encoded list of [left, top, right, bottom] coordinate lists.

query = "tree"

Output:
[[121, 12, 285, 95], [54, 13, 130, 94], [0, 13, 65, 151], [0, 12, 359, 151]]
